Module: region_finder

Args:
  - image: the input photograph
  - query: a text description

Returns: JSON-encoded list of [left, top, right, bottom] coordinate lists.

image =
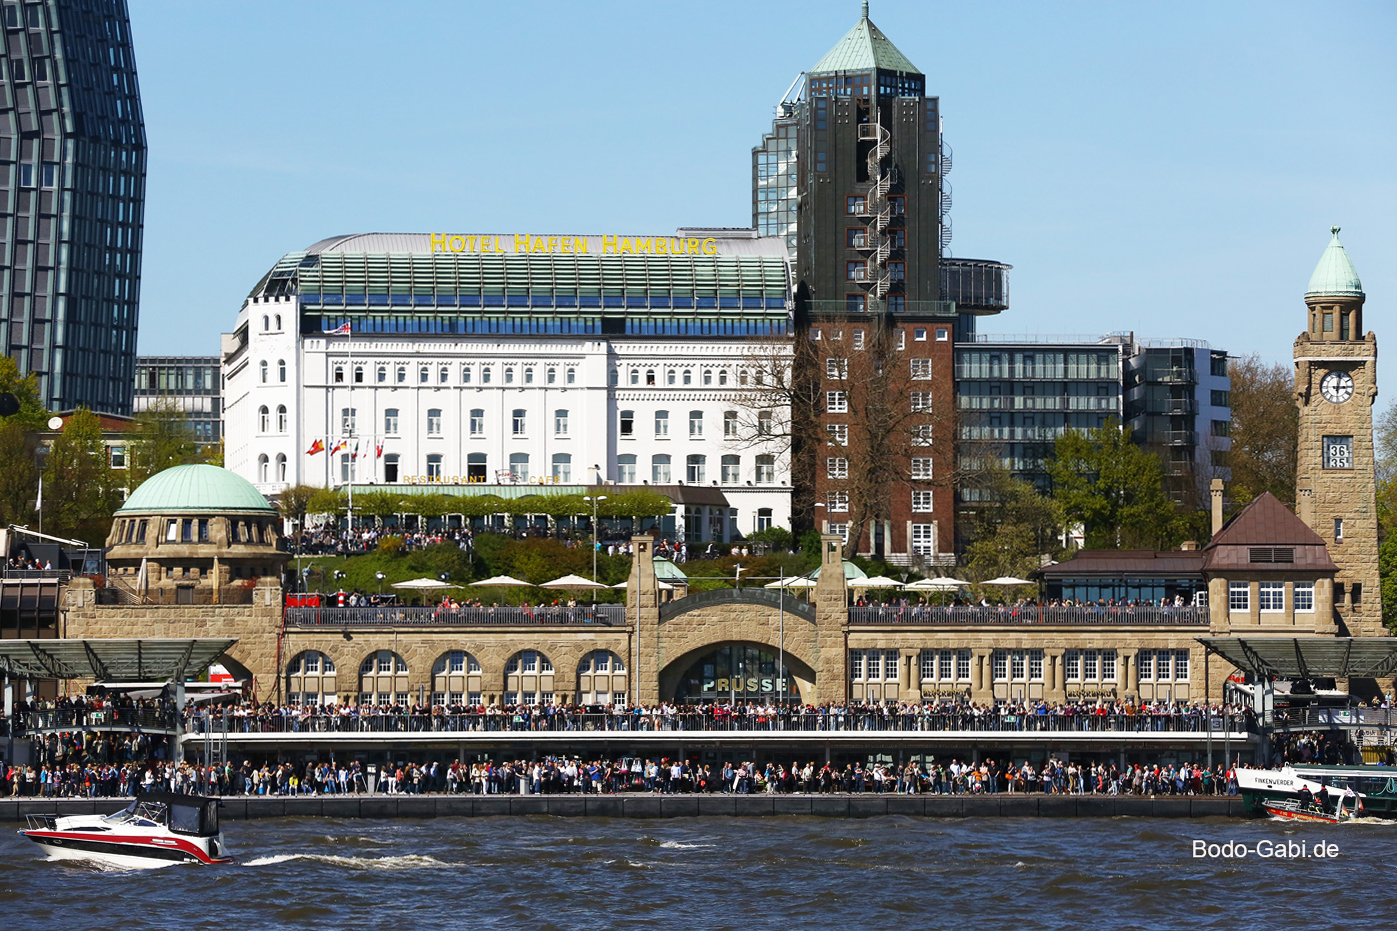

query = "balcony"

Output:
[[1145, 367, 1197, 386], [285, 604, 627, 628], [848, 605, 1210, 626], [1154, 399, 1199, 416], [940, 258, 1011, 313], [1147, 430, 1198, 446]]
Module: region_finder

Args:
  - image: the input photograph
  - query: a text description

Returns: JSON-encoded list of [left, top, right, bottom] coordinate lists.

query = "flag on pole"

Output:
[[375, 442, 384, 459], [351, 441, 360, 460], [306, 439, 325, 456], [34, 475, 42, 513], [323, 321, 351, 335], [329, 439, 348, 456]]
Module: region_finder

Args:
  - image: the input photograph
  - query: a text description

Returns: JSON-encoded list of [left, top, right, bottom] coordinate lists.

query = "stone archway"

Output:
[[658, 640, 817, 706]]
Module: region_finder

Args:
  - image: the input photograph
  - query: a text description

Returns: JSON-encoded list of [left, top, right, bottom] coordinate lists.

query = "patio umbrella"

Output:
[[763, 577, 817, 590], [391, 577, 462, 591], [982, 576, 1036, 586], [612, 579, 676, 591], [470, 574, 532, 588], [541, 574, 610, 591], [906, 577, 969, 591], [848, 575, 904, 589]]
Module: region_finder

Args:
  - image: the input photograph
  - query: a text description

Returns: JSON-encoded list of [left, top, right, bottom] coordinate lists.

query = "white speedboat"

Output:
[[20, 791, 231, 868]]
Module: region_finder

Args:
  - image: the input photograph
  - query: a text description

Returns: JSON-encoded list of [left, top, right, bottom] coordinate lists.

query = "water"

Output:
[[2, 814, 1393, 928]]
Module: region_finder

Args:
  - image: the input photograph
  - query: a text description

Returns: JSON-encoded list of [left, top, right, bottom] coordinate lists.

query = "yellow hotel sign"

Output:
[[430, 233, 718, 256]]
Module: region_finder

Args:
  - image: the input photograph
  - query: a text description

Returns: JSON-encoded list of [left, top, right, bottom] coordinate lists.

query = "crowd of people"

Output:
[[179, 698, 1255, 736]]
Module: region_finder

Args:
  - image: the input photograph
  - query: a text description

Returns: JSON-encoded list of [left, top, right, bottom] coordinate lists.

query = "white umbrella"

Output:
[[541, 573, 609, 591], [470, 574, 532, 588], [391, 577, 461, 591], [612, 579, 676, 591], [906, 578, 968, 591], [982, 576, 1036, 586], [848, 575, 904, 589], [764, 577, 817, 590]]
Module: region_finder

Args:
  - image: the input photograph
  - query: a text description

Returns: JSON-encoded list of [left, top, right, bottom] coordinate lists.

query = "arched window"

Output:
[[431, 651, 483, 707], [461, 365, 472, 384], [503, 650, 555, 706], [377, 365, 387, 383], [617, 454, 637, 484], [258, 405, 269, 432], [274, 313, 282, 330], [703, 370, 713, 386], [439, 366, 449, 384], [682, 370, 692, 386], [358, 650, 409, 706], [551, 453, 571, 482], [652, 454, 671, 484], [509, 453, 529, 483], [259, 360, 268, 384], [278, 359, 287, 383], [756, 507, 773, 531], [353, 364, 364, 384], [629, 369, 640, 386], [666, 369, 676, 386], [646, 369, 656, 386], [262, 315, 269, 332], [719, 369, 728, 386], [333, 365, 344, 383], [276, 404, 287, 433], [275, 453, 287, 482], [686, 454, 706, 484], [396, 366, 406, 384], [257, 454, 269, 483], [419, 365, 429, 384], [577, 651, 628, 706]]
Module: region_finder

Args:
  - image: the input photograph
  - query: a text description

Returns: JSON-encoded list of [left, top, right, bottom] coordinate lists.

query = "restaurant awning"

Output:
[[1196, 636, 1397, 679], [0, 638, 237, 681]]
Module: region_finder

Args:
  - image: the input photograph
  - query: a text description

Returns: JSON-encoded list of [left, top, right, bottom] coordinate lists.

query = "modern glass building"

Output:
[[133, 355, 222, 444], [0, 0, 146, 415]]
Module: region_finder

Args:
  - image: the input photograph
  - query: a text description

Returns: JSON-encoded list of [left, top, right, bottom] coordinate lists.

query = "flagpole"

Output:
[[346, 325, 354, 541]]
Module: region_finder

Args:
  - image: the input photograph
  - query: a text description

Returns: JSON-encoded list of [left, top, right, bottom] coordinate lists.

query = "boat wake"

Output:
[[242, 853, 452, 870], [659, 841, 715, 849]]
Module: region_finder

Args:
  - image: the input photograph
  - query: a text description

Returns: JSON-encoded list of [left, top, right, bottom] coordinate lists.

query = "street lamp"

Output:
[[375, 571, 385, 595], [583, 495, 607, 583]]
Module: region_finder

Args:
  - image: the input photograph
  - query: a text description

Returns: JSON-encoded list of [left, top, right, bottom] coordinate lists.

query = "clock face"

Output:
[[1320, 371, 1355, 404]]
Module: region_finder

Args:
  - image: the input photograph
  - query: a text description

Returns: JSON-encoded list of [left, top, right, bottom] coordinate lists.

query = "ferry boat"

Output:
[[20, 791, 231, 868], [1237, 764, 1397, 821]]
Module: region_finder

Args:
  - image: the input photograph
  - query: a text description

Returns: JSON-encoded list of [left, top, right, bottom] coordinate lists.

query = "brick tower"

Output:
[[1293, 227, 1381, 636]]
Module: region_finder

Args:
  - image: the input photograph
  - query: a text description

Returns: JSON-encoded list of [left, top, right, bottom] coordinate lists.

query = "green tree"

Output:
[[125, 400, 200, 489], [1381, 532, 1397, 632], [0, 356, 49, 430], [961, 463, 1063, 580], [354, 490, 406, 527], [0, 421, 41, 526], [1228, 353, 1298, 509], [278, 484, 319, 534], [1046, 419, 1177, 549], [307, 487, 346, 521], [41, 408, 122, 542]]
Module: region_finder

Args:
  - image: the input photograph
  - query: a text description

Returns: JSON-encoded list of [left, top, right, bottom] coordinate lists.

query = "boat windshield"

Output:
[[103, 800, 168, 829]]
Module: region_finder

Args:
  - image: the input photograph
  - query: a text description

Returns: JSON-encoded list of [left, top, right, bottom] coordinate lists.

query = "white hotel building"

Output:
[[221, 230, 792, 542]]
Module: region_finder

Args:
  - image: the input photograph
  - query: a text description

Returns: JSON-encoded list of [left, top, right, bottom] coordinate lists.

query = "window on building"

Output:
[[469, 409, 485, 435], [828, 457, 849, 479], [341, 407, 356, 435], [1259, 581, 1285, 613], [481, 366, 492, 384], [466, 453, 486, 482], [755, 455, 775, 484], [826, 391, 848, 413], [1211, 390, 1230, 407], [377, 365, 387, 383], [512, 409, 526, 435], [720, 455, 740, 484], [846, 261, 866, 281], [846, 195, 866, 214], [652, 454, 671, 483], [1211, 419, 1231, 437], [846, 294, 867, 314], [396, 366, 407, 384], [689, 411, 704, 437], [827, 491, 849, 512], [682, 370, 693, 385], [555, 409, 569, 436], [461, 365, 471, 384], [853, 329, 865, 350], [911, 358, 932, 379], [258, 406, 269, 433], [827, 358, 847, 379], [629, 369, 640, 386], [620, 410, 634, 436], [617, 455, 637, 484], [910, 523, 936, 555], [758, 411, 774, 435], [1294, 582, 1315, 613], [552, 453, 571, 482], [757, 507, 773, 531], [427, 409, 442, 436], [509, 453, 530, 482], [259, 361, 268, 384], [911, 490, 934, 512], [686, 455, 706, 484], [278, 360, 287, 383], [523, 367, 534, 384], [912, 425, 934, 445], [910, 391, 931, 412], [426, 454, 442, 480], [911, 458, 933, 480], [340, 454, 354, 483], [275, 454, 287, 482], [724, 411, 739, 437], [827, 424, 848, 446], [276, 405, 287, 433], [1228, 581, 1249, 612], [384, 454, 400, 483], [655, 410, 669, 436], [257, 454, 269, 483]]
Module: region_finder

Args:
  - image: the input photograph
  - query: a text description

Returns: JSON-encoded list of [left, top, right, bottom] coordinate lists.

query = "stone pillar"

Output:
[[1297, 488, 1314, 530], [1316, 576, 1338, 634], [900, 649, 920, 703], [629, 535, 660, 706], [1210, 479, 1225, 538], [812, 535, 849, 705]]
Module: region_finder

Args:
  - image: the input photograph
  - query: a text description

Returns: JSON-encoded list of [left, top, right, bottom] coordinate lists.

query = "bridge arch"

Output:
[[658, 639, 817, 706]]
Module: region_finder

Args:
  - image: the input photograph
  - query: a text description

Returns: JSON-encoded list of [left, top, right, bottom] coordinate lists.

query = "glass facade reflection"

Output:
[[0, 0, 147, 415], [673, 644, 800, 704]]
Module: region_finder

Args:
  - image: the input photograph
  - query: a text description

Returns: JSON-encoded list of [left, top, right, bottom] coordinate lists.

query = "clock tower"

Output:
[[1293, 227, 1381, 636]]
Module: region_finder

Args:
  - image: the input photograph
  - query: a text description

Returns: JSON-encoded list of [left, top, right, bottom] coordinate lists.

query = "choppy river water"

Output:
[[2, 814, 1392, 929]]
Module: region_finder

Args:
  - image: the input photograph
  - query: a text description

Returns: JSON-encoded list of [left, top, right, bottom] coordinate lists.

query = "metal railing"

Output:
[[5, 706, 178, 733], [285, 604, 626, 628], [185, 709, 1253, 737], [848, 605, 1211, 626], [1271, 707, 1397, 730], [0, 569, 71, 581]]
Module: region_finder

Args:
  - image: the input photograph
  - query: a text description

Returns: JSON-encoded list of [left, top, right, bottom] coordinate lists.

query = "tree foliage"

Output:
[[125, 400, 201, 489], [1046, 419, 1178, 549], [0, 356, 50, 431], [0, 420, 41, 527], [41, 408, 122, 543], [1227, 353, 1298, 509], [961, 462, 1063, 581]]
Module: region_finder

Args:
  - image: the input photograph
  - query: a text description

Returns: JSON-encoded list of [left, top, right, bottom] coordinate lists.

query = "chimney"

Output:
[[1297, 488, 1314, 528], [1210, 479, 1225, 537], [1180, 540, 1198, 552]]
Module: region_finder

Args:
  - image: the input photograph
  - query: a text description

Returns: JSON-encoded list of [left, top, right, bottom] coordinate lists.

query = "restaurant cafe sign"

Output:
[[430, 233, 720, 256]]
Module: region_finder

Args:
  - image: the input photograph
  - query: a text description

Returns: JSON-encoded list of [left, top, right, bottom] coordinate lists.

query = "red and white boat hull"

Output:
[[22, 828, 230, 869]]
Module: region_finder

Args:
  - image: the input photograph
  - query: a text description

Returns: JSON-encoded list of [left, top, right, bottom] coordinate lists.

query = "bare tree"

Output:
[[1228, 353, 1297, 508]]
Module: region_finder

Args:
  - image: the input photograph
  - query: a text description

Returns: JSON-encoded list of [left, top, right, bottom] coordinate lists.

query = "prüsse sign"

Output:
[[430, 234, 719, 256]]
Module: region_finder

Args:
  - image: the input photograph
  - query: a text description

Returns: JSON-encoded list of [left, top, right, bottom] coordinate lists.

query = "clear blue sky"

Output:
[[128, 0, 1395, 386]]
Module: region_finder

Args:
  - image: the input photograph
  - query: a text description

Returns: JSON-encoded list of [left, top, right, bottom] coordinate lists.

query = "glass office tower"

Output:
[[0, 0, 146, 415]]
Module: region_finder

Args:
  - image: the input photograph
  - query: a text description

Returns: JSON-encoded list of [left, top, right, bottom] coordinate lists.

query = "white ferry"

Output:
[[20, 791, 232, 868]]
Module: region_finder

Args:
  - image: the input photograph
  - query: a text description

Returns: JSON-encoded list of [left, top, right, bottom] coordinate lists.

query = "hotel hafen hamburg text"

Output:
[[221, 230, 796, 544]]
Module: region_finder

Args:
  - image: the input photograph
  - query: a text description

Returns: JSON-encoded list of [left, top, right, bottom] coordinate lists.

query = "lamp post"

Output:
[[583, 494, 607, 583], [375, 571, 385, 595]]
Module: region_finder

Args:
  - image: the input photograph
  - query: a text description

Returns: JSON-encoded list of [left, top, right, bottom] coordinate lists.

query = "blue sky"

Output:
[[129, 0, 1395, 385]]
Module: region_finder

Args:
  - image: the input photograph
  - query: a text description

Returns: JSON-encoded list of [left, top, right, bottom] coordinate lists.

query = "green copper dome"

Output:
[[1305, 226, 1364, 298], [118, 464, 275, 514], [810, 2, 920, 75]]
